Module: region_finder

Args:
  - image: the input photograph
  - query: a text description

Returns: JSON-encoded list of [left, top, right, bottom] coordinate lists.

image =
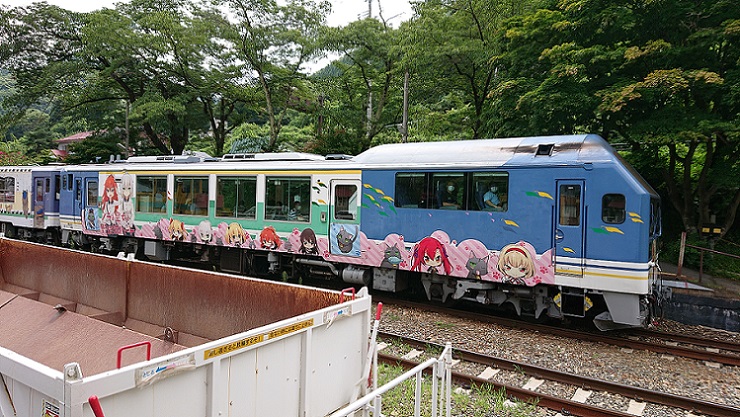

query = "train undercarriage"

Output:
[[3, 225, 659, 330]]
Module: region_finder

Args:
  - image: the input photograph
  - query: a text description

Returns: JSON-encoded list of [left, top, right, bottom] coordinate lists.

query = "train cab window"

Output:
[[136, 176, 167, 213], [67, 174, 73, 190], [45, 178, 50, 193], [432, 173, 465, 210], [216, 176, 257, 219], [86, 181, 98, 206], [471, 172, 508, 212], [395, 173, 428, 208], [333, 184, 358, 220], [602, 194, 625, 224], [265, 176, 310, 222], [559, 185, 581, 226], [174, 176, 209, 216], [54, 175, 60, 200]]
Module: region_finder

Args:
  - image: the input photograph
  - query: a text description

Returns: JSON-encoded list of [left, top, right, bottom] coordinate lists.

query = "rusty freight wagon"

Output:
[[0, 238, 373, 417]]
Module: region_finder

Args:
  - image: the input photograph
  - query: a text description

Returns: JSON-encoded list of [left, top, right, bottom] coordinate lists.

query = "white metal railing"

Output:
[[328, 342, 453, 417]]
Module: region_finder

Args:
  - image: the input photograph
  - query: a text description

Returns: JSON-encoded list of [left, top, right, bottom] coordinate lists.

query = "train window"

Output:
[[0, 178, 14, 203], [45, 178, 50, 193], [333, 184, 358, 220], [136, 176, 167, 213], [471, 172, 508, 212], [67, 174, 73, 190], [62, 175, 68, 192], [265, 176, 310, 222], [602, 194, 625, 224], [395, 173, 428, 208], [54, 175, 60, 200], [87, 181, 98, 206], [75, 179, 82, 201], [174, 176, 209, 216], [432, 173, 465, 210], [559, 185, 581, 226], [216, 176, 257, 219]]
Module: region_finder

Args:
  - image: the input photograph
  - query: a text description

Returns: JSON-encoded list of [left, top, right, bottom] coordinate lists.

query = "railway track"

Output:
[[374, 295, 740, 366], [378, 332, 740, 417]]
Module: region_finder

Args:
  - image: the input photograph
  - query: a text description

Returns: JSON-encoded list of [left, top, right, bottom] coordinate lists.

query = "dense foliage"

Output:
[[0, 0, 739, 268]]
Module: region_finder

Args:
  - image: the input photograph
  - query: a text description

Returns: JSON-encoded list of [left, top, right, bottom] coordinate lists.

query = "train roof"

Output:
[[352, 134, 617, 168]]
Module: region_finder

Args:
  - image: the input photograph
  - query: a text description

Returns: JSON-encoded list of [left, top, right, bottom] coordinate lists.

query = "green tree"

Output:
[[0, 1, 254, 156], [491, 0, 740, 238], [220, 0, 330, 151], [316, 17, 405, 152], [404, 0, 540, 139]]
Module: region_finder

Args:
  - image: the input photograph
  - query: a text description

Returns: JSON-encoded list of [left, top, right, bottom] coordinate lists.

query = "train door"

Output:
[[555, 180, 585, 277], [328, 179, 361, 257], [81, 176, 100, 231], [33, 178, 44, 229]]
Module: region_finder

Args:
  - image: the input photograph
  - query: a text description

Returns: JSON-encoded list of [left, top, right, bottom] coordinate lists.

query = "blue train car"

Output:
[[59, 166, 105, 247], [0, 166, 63, 242], [354, 135, 661, 329]]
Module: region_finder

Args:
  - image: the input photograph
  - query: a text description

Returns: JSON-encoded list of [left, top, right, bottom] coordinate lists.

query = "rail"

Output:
[[328, 343, 454, 417], [677, 232, 740, 282]]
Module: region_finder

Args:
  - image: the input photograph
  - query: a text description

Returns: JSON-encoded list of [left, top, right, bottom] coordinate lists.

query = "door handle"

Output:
[[554, 229, 564, 241]]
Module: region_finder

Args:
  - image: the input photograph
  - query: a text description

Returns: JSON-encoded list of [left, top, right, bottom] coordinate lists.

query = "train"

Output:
[[0, 134, 664, 330]]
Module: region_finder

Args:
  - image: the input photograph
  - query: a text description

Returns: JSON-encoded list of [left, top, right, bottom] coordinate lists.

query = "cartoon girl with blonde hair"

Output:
[[168, 219, 186, 241], [411, 236, 451, 275], [225, 222, 248, 246], [497, 243, 535, 285]]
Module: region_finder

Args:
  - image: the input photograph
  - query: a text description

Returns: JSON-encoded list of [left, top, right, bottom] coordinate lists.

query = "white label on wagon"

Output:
[[135, 354, 196, 387]]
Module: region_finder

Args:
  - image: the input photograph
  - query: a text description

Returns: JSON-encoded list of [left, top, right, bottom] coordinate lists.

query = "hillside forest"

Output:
[[1, 0, 739, 274]]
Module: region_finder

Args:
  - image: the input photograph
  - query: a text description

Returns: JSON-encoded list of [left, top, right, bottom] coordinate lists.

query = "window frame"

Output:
[[173, 176, 210, 216], [601, 193, 626, 224], [333, 184, 359, 221], [265, 175, 311, 222], [136, 175, 168, 214], [394, 171, 510, 212], [215, 175, 258, 219]]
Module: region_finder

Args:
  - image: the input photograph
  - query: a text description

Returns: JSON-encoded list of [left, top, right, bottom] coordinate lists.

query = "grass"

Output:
[[374, 363, 541, 417]]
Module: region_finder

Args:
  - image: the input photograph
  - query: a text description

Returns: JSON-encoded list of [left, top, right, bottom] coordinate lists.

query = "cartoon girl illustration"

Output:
[[225, 222, 248, 246], [497, 243, 535, 285], [119, 174, 135, 233], [411, 236, 451, 275], [299, 228, 319, 255], [196, 220, 214, 244], [100, 175, 121, 234], [260, 226, 282, 250], [168, 219, 186, 241]]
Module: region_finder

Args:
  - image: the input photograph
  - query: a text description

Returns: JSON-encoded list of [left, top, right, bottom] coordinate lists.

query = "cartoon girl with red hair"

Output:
[[497, 243, 535, 285], [411, 236, 451, 275], [260, 226, 282, 250], [100, 174, 121, 234]]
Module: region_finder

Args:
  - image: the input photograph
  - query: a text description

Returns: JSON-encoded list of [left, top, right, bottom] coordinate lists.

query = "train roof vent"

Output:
[[325, 154, 353, 160], [221, 152, 325, 162], [125, 155, 206, 163], [536, 143, 554, 156]]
